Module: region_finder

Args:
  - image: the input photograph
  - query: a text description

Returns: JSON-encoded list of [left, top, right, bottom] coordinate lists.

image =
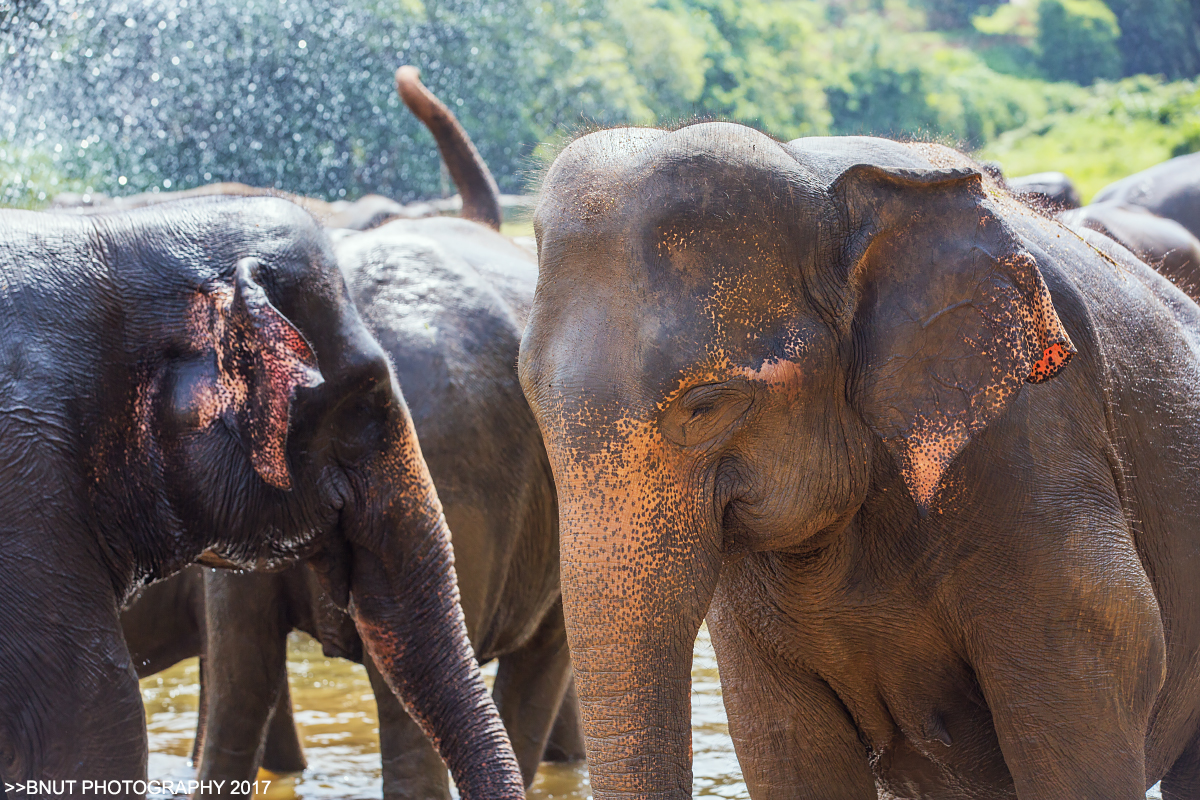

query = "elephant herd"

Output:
[[1007, 164, 1200, 299], [2, 65, 1200, 800]]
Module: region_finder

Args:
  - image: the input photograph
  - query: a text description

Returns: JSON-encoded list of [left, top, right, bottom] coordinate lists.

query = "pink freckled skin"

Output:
[[736, 357, 805, 394]]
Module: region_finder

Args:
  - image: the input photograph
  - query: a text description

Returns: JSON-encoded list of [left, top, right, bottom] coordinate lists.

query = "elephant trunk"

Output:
[[348, 408, 524, 799], [556, 461, 722, 800]]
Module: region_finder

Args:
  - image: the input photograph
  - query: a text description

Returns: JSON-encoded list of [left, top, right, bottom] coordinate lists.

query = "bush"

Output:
[[918, 0, 1003, 30], [1106, 0, 1200, 80], [976, 76, 1200, 199], [1173, 122, 1200, 156], [1036, 0, 1122, 84]]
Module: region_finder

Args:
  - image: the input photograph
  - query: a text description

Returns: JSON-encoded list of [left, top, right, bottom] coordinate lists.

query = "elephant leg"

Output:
[[1160, 728, 1200, 800], [971, 624, 1159, 796], [365, 654, 451, 800], [491, 601, 574, 786], [260, 680, 306, 774], [542, 675, 585, 763], [707, 598, 876, 799], [191, 656, 208, 765], [0, 602, 147, 798], [197, 571, 290, 795]]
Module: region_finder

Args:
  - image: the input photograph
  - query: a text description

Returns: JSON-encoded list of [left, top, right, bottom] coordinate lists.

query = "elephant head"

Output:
[[517, 123, 1073, 797], [89, 197, 523, 798]]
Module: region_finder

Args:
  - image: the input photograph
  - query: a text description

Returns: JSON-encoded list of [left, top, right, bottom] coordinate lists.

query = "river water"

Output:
[[143, 625, 740, 800], [143, 626, 1163, 799]]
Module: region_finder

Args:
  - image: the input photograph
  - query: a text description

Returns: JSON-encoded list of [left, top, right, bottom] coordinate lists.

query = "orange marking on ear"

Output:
[[1028, 342, 1072, 384]]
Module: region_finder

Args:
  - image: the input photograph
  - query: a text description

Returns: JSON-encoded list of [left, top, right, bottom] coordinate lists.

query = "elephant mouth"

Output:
[[195, 544, 324, 573], [195, 549, 240, 569]]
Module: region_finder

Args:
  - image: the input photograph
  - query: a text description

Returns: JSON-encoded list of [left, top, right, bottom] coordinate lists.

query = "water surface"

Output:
[[143, 627, 1162, 799], [144, 625, 738, 799]]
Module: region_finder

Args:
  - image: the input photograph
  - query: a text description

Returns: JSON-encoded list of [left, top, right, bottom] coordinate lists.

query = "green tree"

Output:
[[680, 0, 833, 138], [1106, 0, 1200, 79], [918, 0, 1003, 29], [1036, 0, 1122, 84]]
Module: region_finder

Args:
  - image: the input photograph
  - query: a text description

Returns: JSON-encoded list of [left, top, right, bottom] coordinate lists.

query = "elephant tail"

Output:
[[396, 66, 503, 231]]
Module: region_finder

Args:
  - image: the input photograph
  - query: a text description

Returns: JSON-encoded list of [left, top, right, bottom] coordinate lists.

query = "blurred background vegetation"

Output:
[[1, 0, 1198, 207]]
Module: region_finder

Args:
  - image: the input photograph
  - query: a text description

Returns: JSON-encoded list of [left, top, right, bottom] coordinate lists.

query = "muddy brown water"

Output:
[[143, 625, 740, 799], [143, 625, 1163, 799]]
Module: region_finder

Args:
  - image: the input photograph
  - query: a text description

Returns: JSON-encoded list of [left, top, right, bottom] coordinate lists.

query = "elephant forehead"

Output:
[[537, 122, 819, 237]]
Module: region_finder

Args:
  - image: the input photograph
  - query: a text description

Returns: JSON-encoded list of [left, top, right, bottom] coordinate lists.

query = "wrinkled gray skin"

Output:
[[123, 564, 583, 796], [1060, 201, 1200, 301], [0, 198, 524, 799], [119, 565, 339, 780], [519, 124, 1200, 799], [1093, 151, 1200, 240], [119, 214, 581, 796], [335, 215, 578, 793], [1007, 171, 1081, 210]]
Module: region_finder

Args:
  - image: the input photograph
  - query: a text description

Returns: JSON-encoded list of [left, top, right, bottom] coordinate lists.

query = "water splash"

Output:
[[0, 0, 546, 206]]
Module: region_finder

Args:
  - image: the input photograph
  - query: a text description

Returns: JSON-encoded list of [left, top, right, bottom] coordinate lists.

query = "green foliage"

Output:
[[917, 0, 1003, 30], [824, 20, 943, 137], [1173, 121, 1200, 156], [977, 76, 1200, 199], [972, 2, 1038, 37], [970, 3, 1041, 78], [1036, 0, 1121, 84], [1106, 0, 1200, 80], [0, 141, 92, 208], [2, 0, 1199, 209], [679, 0, 832, 138]]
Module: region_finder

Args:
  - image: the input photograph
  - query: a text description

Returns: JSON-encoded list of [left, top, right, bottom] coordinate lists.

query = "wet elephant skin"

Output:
[[0, 198, 524, 799], [120, 214, 582, 797], [1092, 150, 1200, 241], [50, 182, 412, 232], [124, 563, 582, 796], [1006, 170, 1081, 211], [335, 215, 579, 793], [518, 125, 1200, 799], [1060, 201, 1200, 302], [120, 565, 333, 778]]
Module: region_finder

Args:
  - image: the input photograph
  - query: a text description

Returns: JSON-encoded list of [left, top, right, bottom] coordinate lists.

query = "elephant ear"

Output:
[[836, 164, 1075, 514], [218, 257, 324, 490]]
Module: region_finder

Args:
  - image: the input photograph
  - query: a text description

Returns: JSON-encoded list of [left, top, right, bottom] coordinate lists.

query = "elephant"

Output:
[[518, 124, 1200, 799], [51, 182, 426, 232], [1006, 170, 1081, 210], [123, 560, 583, 797], [118, 64, 580, 796], [1092, 151, 1200, 240], [1060, 201, 1200, 301], [0, 196, 525, 799], [329, 212, 573, 795]]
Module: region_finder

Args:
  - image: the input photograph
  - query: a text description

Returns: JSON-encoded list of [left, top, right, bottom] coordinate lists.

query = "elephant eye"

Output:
[[663, 380, 753, 448]]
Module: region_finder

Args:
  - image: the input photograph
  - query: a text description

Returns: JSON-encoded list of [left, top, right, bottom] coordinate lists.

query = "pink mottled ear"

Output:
[[223, 257, 324, 490], [835, 164, 1074, 514]]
